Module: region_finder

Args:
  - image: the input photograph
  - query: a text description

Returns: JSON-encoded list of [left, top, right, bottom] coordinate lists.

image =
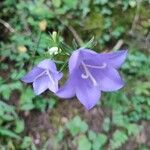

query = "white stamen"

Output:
[[81, 62, 98, 86], [46, 70, 58, 92], [46, 70, 55, 85], [81, 73, 88, 79], [34, 69, 57, 92], [85, 63, 107, 69]]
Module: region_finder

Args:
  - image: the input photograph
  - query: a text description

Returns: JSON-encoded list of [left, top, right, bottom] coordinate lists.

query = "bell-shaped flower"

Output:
[[21, 59, 63, 95], [57, 48, 127, 110]]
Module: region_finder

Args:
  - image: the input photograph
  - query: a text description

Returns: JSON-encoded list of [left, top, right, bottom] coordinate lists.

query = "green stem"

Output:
[[31, 32, 42, 66], [59, 59, 68, 72], [36, 31, 42, 52]]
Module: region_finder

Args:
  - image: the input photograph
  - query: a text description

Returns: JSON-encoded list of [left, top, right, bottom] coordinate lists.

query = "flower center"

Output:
[[46, 70, 58, 92], [81, 62, 97, 86], [81, 61, 107, 86], [45, 70, 56, 85], [35, 69, 55, 85]]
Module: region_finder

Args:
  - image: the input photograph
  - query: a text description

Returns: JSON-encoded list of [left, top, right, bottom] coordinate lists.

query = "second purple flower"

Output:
[[22, 59, 63, 95]]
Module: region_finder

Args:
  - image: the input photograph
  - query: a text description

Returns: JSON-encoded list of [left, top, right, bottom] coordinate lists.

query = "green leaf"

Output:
[[20, 87, 35, 111], [110, 130, 128, 150], [0, 81, 22, 100], [52, 0, 61, 8], [94, 0, 108, 5], [14, 120, 25, 133], [92, 134, 107, 150], [20, 103, 35, 111], [55, 127, 64, 142], [34, 97, 56, 111], [112, 110, 128, 127], [20, 136, 32, 149], [66, 116, 88, 136], [127, 123, 142, 136], [63, 0, 78, 9], [0, 127, 20, 139], [59, 41, 73, 53], [112, 26, 125, 39], [88, 130, 97, 141], [102, 117, 110, 132], [1, 114, 14, 121], [11, 69, 26, 80], [1, 88, 11, 100], [82, 37, 97, 49], [0, 101, 17, 121], [78, 135, 91, 150]]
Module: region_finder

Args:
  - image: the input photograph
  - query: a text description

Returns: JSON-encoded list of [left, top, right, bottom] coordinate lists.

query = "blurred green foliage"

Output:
[[66, 116, 88, 136], [0, 0, 150, 149]]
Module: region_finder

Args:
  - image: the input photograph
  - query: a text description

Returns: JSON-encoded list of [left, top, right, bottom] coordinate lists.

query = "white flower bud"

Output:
[[48, 46, 60, 55], [52, 31, 57, 42]]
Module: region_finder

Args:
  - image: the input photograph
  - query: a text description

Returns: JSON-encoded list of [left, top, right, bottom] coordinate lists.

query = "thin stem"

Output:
[[59, 59, 68, 72], [36, 31, 42, 52], [31, 32, 42, 66], [68, 25, 83, 46], [129, 0, 142, 35]]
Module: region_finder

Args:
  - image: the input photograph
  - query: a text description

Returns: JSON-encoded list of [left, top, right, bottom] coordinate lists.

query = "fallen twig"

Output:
[[113, 39, 124, 51], [129, 0, 142, 35], [0, 18, 15, 33], [68, 25, 83, 46]]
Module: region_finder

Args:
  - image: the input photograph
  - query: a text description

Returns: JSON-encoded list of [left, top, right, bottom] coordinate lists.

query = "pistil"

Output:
[[81, 62, 98, 86], [34, 69, 56, 88]]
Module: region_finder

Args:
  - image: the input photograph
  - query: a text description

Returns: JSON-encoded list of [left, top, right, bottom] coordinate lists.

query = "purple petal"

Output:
[[69, 48, 97, 74], [38, 59, 57, 72], [56, 73, 76, 98], [48, 81, 59, 93], [92, 67, 124, 91], [55, 72, 63, 80], [21, 67, 44, 83], [76, 75, 101, 110], [100, 50, 127, 68], [33, 75, 50, 95]]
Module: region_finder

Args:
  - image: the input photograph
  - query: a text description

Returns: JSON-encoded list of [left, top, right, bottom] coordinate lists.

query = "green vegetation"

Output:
[[0, 0, 150, 149]]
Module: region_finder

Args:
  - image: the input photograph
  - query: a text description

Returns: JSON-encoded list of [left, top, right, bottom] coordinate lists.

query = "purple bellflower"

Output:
[[57, 48, 127, 110], [21, 59, 63, 95]]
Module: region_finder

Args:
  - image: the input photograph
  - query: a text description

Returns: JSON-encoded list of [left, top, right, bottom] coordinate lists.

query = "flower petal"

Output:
[[21, 67, 43, 83], [101, 50, 127, 68], [56, 73, 76, 98], [33, 75, 50, 95], [92, 67, 124, 91], [76, 77, 101, 110], [69, 48, 97, 74], [48, 81, 59, 93], [55, 72, 63, 80], [38, 59, 57, 72]]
